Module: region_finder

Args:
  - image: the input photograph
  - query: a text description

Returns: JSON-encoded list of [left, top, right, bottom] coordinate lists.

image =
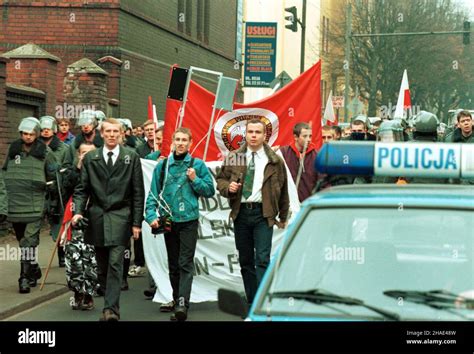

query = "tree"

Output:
[[328, 0, 472, 122]]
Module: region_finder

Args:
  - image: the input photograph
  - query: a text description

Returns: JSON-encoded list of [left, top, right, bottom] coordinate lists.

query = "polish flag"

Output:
[[323, 90, 338, 126], [394, 69, 411, 119]]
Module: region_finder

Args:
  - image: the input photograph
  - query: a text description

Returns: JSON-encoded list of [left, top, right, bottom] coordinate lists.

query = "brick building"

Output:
[[0, 0, 242, 160]]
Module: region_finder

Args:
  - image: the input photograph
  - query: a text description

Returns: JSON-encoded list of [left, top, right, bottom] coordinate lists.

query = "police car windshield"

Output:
[[258, 208, 473, 321]]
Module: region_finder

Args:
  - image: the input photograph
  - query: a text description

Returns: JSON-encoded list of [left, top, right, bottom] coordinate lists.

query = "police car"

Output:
[[219, 142, 474, 321]]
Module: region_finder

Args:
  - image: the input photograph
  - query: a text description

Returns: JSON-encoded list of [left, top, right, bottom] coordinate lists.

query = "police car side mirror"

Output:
[[218, 288, 248, 319]]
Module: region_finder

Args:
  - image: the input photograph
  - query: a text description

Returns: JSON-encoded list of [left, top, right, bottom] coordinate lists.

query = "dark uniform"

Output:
[[407, 111, 449, 184], [39, 115, 69, 266], [3, 117, 57, 293]]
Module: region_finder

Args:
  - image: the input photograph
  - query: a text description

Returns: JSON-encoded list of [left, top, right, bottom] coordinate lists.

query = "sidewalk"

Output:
[[0, 229, 69, 320]]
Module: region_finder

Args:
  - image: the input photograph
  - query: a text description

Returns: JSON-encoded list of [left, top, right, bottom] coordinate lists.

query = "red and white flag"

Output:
[[162, 62, 322, 161], [394, 69, 411, 119], [323, 90, 337, 126]]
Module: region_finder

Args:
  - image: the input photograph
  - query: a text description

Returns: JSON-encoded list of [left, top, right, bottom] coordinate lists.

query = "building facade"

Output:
[[0, 0, 241, 159]]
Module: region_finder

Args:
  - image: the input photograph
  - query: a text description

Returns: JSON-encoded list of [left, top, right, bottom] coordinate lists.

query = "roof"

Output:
[[67, 58, 108, 75], [1, 43, 61, 62], [6, 83, 45, 97], [305, 184, 474, 210]]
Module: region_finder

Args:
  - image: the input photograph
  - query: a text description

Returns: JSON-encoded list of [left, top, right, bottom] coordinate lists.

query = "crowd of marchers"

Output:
[[0, 108, 471, 321]]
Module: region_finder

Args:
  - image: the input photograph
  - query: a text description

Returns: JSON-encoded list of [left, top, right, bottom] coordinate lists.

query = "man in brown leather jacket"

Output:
[[217, 119, 289, 305]]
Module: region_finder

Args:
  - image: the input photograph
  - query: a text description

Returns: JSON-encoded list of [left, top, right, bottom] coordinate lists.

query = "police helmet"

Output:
[[377, 120, 404, 142], [414, 111, 439, 133], [94, 110, 106, 123], [351, 114, 371, 129], [118, 118, 133, 131], [39, 115, 58, 133], [18, 117, 41, 135], [78, 110, 97, 127]]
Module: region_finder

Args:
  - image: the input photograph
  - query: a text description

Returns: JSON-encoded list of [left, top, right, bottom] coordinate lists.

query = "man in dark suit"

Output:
[[72, 118, 145, 321]]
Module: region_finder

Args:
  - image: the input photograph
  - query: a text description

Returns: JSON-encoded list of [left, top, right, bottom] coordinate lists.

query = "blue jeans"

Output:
[[234, 204, 273, 304]]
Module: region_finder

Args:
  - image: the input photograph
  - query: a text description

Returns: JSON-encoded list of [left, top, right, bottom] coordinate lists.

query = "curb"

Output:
[[0, 285, 70, 320]]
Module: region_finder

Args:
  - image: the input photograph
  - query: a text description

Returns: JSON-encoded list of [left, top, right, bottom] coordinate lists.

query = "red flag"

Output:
[[58, 197, 74, 243], [147, 96, 154, 120], [162, 61, 322, 161]]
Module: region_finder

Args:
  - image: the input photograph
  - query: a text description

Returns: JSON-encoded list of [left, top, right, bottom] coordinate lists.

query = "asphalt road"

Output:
[[6, 272, 241, 322]]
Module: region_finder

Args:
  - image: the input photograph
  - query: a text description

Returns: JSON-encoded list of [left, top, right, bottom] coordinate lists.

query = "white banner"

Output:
[[141, 158, 300, 303]]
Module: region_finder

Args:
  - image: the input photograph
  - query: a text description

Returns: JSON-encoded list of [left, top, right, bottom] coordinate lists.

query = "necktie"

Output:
[[107, 151, 114, 169], [242, 152, 255, 199]]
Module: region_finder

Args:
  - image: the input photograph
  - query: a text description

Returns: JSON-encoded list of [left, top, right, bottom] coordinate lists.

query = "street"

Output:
[[6, 272, 241, 322]]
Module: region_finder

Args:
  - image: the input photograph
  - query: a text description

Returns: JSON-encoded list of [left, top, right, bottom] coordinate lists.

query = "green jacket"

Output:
[[3, 139, 57, 223], [44, 135, 68, 165], [145, 150, 161, 161], [145, 153, 215, 224], [0, 172, 8, 217], [136, 140, 155, 158]]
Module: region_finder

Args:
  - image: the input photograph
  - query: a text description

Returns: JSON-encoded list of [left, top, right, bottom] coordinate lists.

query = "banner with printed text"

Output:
[[141, 158, 300, 303]]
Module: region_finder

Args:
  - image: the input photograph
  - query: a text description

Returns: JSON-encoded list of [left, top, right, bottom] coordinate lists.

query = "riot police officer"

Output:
[[3, 117, 57, 293], [408, 111, 448, 184], [373, 120, 406, 184], [39, 115, 68, 267]]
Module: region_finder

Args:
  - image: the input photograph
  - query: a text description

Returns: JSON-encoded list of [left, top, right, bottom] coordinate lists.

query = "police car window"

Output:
[[263, 208, 473, 320]]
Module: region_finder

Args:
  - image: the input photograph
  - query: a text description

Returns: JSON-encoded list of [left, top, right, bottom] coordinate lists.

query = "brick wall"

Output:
[[63, 72, 108, 114], [0, 58, 8, 162], [0, 0, 241, 129], [5, 58, 58, 114], [0, 1, 120, 110], [118, 0, 241, 122]]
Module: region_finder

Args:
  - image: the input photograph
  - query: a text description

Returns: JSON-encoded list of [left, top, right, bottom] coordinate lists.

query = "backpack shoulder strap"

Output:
[[159, 158, 168, 190]]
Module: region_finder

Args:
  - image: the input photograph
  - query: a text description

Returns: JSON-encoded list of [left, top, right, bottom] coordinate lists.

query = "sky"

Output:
[[457, 0, 474, 18]]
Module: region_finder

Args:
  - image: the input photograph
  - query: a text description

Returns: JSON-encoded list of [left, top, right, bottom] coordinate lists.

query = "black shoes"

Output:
[[72, 291, 84, 310], [121, 279, 129, 291], [95, 286, 106, 297], [144, 287, 157, 299], [18, 262, 31, 294], [81, 294, 94, 311], [29, 263, 42, 287], [174, 306, 188, 322]]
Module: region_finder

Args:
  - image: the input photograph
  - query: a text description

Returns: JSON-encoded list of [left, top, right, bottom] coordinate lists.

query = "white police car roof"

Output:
[[306, 184, 474, 209]]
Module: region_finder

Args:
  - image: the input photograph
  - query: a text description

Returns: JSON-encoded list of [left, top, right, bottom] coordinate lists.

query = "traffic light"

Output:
[[463, 21, 470, 45], [285, 6, 298, 32]]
